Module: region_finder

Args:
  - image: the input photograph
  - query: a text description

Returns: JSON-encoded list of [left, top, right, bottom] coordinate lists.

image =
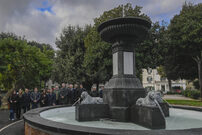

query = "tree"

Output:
[[52, 25, 91, 87], [84, 3, 152, 88], [28, 41, 53, 51], [136, 21, 169, 79], [0, 32, 22, 40], [157, 66, 173, 91], [167, 3, 202, 98], [0, 38, 54, 90]]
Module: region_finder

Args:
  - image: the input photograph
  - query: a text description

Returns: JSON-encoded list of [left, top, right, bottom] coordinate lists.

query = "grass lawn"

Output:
[[165, 99, 202, 107]]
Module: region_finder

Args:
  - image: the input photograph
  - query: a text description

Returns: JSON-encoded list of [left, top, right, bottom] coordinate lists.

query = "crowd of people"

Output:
[[6, 83, 104, 121]]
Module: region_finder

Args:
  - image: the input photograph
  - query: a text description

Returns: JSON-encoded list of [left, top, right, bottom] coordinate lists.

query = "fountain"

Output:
[[75, 17, 168, 129], [23, 16, 202, 135], [97, 17, 150, 122]]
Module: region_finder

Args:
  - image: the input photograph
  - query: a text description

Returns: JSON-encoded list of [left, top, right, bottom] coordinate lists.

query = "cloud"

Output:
[[0, 0, 201, 49], [125, 0, 201, 22]]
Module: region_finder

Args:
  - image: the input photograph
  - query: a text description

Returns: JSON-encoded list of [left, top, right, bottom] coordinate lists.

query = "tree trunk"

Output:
[[44, 80, 46, 89], [168, 79, 172, 92], [198, 60, 202, 100], [194, 54, 202, 101], [96, 82, 99, 92], [83, 81, 93, 94]]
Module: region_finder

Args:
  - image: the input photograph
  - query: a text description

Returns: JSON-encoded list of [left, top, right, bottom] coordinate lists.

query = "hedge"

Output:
[[182, 90, 200, 99]]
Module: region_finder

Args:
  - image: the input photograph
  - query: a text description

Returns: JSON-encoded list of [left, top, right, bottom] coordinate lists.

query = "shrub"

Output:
[[167, 91, 181, 95], [182, 90, 200, 99]]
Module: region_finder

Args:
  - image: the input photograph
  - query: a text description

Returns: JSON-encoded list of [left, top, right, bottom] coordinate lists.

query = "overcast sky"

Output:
[[0, 0, 201, 49]]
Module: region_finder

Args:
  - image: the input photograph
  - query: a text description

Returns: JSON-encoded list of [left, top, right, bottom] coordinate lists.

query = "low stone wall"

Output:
[[23, 105, 202, 135], [25, 123, 49, 135]]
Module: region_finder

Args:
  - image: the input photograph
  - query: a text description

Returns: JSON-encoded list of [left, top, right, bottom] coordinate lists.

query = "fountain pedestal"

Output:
[[98, 17, 151, 122]]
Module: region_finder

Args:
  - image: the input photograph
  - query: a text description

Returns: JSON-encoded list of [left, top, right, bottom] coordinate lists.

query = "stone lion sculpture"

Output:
[[80, 91, 103, 104], [136, 91, 163, 107]]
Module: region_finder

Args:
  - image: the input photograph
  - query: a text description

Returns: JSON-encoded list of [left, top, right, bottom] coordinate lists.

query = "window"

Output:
[[160, 77, 166, 81], [147, 68, 152, 74], [147, 76, 152, 83]]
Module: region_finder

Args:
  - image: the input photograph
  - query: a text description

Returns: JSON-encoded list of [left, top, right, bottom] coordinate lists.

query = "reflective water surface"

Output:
[[40, 107, 202, 130]]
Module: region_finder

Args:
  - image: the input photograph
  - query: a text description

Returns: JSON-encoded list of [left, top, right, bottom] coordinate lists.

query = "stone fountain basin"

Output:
[[97, 17, 151, 43], [23, 105, 202, 135]]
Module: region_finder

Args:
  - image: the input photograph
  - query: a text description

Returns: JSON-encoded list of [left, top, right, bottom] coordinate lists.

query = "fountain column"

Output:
[[98, 17, 151, 122]]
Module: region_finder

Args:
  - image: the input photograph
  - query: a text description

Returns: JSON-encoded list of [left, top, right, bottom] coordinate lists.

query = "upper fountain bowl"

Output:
[[98, 17, 151, 43]]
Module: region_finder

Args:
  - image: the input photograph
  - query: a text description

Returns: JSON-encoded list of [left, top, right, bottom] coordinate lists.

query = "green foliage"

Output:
[[52, 25, 91, 85], [28, 41, 53, 51], [193, 80, 200, 90], [165, 3, 202, 98], [166, 3, 202, 80], [182, 90, 200, 99], [136, 21, 168, 78], [157, 66, 166, 78], [0, 32, 23, 40], [0, 37, 54, 90], [166, 99, 202, 106]]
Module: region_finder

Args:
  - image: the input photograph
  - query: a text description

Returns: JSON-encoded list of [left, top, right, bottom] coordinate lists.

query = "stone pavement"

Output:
[[0, 110, 11, 129], [0, 110, 24, 135]]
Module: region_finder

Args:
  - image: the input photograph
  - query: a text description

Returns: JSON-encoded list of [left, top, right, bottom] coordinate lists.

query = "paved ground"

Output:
[[163, 94, 194, 100], [0, 110, 24, 135], [0, 110, 11, 129], [0, 120, 24, 135]]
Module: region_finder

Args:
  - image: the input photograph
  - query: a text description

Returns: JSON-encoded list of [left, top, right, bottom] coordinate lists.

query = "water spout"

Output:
[[163, 99, 171, 108], [72, 98, 80, 106], [154, 99, 165, 118]]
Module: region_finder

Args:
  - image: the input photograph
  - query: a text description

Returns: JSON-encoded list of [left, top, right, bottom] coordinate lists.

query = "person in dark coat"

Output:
[[90, 86, 99, 97], [8, 90, 18, 120], [99, 86, 104, 98], [80, 84, 86, 92], [40, 89, 48, 107], [68, 84, 75, 105], [30, 88, 40, 109], [58, 83, 68, 105], [74, 84, 81, 102], [54, 86, 60, 105], [79, 84, 86, 96], [16, 89, 24, 119], [22, 88, 30, 113], [48, 89, 56, 106]]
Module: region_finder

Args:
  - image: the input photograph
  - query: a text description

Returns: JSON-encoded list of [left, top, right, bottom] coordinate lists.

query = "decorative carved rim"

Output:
[[98, 17, 151, 32], [98, 17, 151, 43]]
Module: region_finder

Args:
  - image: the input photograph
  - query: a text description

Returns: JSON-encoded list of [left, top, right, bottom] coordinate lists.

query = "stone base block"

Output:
[[103, 88, 145, 107], [131, 105, 165, 129], [110, 106, 129, 122], [75, 104, 109, 121], [103, 77, 146, 107]]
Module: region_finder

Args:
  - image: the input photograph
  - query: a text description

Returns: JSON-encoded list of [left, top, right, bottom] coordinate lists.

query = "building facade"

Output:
[[142, 68, 186, 92]]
